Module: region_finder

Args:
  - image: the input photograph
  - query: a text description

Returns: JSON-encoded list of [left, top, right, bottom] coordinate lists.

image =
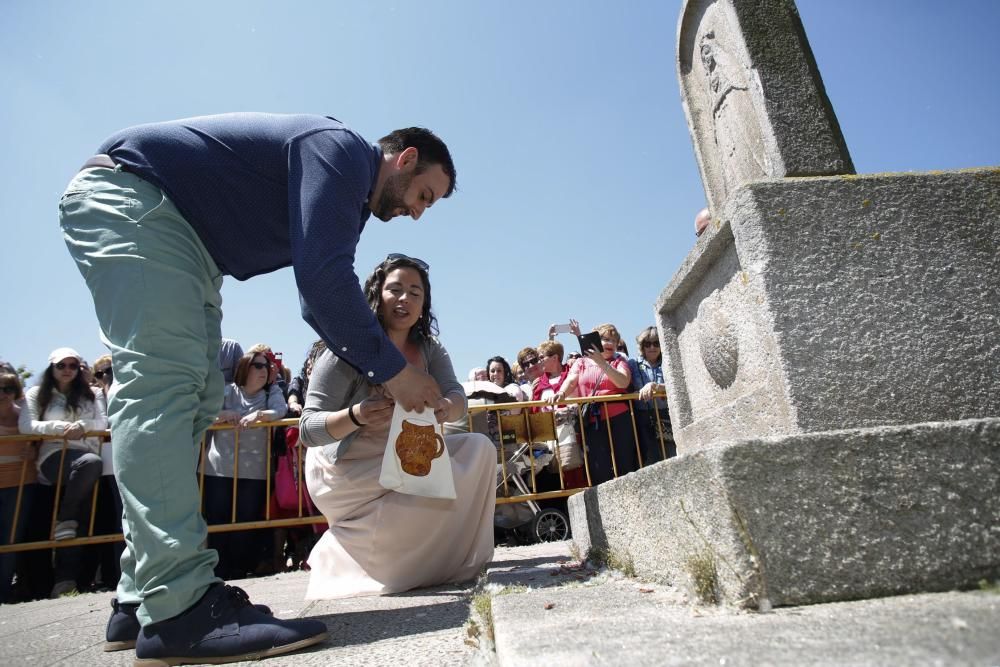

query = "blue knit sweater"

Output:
[[98, 112, 404, 383]]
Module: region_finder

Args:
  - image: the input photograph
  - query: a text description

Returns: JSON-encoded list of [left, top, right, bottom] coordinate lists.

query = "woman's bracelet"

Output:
[[347, 403, 364, 428]]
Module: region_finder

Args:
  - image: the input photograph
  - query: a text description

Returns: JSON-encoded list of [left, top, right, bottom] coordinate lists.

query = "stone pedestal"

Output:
[[659, 168, 1000, 455]]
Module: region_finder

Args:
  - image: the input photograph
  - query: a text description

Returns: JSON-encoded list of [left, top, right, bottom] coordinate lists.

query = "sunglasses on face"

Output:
[[54, 362, 79, 371], [95, 369, 113, 380], [385, 253, 430, 272], [249, 361, 271, 371], [522, 358, 541, 368], [642, 340, 660, 348], [1, 386, 18, 395]]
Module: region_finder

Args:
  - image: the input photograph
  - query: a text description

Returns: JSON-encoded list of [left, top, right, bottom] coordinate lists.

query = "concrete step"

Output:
[[482, 541, 1000, 666]]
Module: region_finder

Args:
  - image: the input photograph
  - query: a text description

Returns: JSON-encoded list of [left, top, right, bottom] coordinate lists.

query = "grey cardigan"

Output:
[[299, 337, 466, 463]]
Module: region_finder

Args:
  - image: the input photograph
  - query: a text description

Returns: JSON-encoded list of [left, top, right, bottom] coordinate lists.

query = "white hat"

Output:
[[48, 347, 83, 365]]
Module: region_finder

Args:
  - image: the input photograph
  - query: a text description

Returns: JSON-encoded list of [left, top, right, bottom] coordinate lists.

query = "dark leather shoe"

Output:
[[133, 583, 327, 665], [104, 592, 274, 652]]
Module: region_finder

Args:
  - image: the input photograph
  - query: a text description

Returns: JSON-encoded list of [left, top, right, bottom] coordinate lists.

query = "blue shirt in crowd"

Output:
[[98, 112, 405, 383]]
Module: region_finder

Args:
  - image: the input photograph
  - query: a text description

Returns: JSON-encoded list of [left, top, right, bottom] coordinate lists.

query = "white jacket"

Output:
[[18, 385, 108, 480]]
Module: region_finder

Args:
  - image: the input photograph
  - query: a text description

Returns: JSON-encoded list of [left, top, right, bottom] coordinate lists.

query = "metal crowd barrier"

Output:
[[0, 390, 672, 554], [467, 391, 672, 505]]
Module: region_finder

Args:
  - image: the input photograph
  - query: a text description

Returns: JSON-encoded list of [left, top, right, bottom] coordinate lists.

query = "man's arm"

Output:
[[286, 130, 438, 410]]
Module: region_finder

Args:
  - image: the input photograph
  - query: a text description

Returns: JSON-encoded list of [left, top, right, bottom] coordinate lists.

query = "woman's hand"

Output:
[[639, 382, 658, 401], [569, 319, 581, 336], [356, 396, 394, 428], [547, 391, 564, 406], [585, 349, 607, 367], [216, 410, 240, 425], [238, 410, 263, 430], [433, 396, 456, 424], [62, 421, 85, 440]]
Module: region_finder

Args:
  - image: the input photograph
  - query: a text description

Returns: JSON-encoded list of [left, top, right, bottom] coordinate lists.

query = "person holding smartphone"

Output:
[[548, 324, 637, 485]]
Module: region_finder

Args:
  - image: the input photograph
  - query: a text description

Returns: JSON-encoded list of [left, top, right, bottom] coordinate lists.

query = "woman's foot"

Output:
[[49, 580, 77, 599]]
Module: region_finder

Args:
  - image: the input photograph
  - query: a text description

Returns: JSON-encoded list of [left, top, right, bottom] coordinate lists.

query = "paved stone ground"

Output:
[[0, 569, 479, 666], [2, 542, 998, 666]]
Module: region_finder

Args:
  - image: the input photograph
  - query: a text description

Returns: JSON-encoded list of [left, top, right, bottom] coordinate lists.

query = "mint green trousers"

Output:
[[59, 166, 222, 626]]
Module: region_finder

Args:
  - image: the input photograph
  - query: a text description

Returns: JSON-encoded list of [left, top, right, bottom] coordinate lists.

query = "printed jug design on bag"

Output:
[[395, 419, 445, 477]]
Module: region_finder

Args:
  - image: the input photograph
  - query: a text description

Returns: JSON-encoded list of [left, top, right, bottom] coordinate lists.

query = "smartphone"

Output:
[[577, 331, 603, 355], [552, 323, 573, 334]]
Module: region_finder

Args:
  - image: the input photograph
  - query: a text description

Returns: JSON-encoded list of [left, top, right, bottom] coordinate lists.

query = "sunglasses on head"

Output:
[[385, 253, 430, 272], [95, 369, 113, 380], [1, 386, 18, 395], [54, 361, 79, 371], [249, 361, 271, 371]]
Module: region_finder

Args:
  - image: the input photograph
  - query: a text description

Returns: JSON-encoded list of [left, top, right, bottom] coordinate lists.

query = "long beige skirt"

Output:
[[304, 430, 496, 599]]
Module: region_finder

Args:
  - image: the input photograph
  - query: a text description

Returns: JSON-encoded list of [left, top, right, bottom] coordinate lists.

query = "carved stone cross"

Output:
[[678, 0, 854, 213]]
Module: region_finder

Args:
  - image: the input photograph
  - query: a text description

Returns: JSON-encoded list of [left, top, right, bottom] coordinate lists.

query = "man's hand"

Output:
[[384, 363, 441, 413]]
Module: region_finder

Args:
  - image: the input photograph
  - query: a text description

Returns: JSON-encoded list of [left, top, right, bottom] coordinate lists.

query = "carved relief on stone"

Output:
[[697, 292, 739, 389], [696, 1, 768, 204]]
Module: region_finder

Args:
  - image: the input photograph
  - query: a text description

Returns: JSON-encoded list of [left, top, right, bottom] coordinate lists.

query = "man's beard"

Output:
[[371, 172, 414, 222]]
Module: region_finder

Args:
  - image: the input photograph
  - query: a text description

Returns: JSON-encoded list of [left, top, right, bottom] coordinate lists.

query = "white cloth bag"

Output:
[[379, 404, 456, 500]]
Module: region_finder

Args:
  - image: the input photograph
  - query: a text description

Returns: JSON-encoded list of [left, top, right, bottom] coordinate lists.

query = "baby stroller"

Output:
[[493, 412, 571, 544]]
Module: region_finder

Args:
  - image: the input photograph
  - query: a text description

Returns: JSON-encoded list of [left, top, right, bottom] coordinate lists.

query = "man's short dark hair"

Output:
[[378, 127, 457, 197]]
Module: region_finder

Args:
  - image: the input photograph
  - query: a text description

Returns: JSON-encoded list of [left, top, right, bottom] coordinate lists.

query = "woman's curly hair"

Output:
[[363, 255, 438, 342]]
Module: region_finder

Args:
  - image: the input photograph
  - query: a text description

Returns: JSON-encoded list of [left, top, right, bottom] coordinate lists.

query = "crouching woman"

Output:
[[301, 254, 496, 599]]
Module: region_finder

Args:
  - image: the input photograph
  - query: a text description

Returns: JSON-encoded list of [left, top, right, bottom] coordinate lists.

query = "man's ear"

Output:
[[394, 146, 419, 172]]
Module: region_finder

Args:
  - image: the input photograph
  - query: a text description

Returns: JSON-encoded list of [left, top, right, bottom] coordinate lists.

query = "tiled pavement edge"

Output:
[[483, 542, 1000, 667]]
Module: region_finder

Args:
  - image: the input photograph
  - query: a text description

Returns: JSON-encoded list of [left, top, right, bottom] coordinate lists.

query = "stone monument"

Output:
[[569, 0, 1000, 609]]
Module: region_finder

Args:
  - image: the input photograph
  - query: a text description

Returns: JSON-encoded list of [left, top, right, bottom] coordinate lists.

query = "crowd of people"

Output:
[[0, 313, 676, 604], [466, 319, 676, 489]]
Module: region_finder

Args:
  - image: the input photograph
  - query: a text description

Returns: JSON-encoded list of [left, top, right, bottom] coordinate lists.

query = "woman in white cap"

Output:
[[18, 347, 107, 597]]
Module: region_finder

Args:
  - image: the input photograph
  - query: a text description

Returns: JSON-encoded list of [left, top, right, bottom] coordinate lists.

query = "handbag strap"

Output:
[[588, 359, 608, 398], [586, 363, 607, 420]]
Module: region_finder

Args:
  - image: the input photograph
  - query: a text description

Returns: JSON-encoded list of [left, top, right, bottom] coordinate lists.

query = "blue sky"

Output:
[[2, 1, 998, 381]]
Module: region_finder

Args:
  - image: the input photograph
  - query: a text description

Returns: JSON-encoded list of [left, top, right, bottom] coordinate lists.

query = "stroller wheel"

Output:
[[531, 507, 570, 543]]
